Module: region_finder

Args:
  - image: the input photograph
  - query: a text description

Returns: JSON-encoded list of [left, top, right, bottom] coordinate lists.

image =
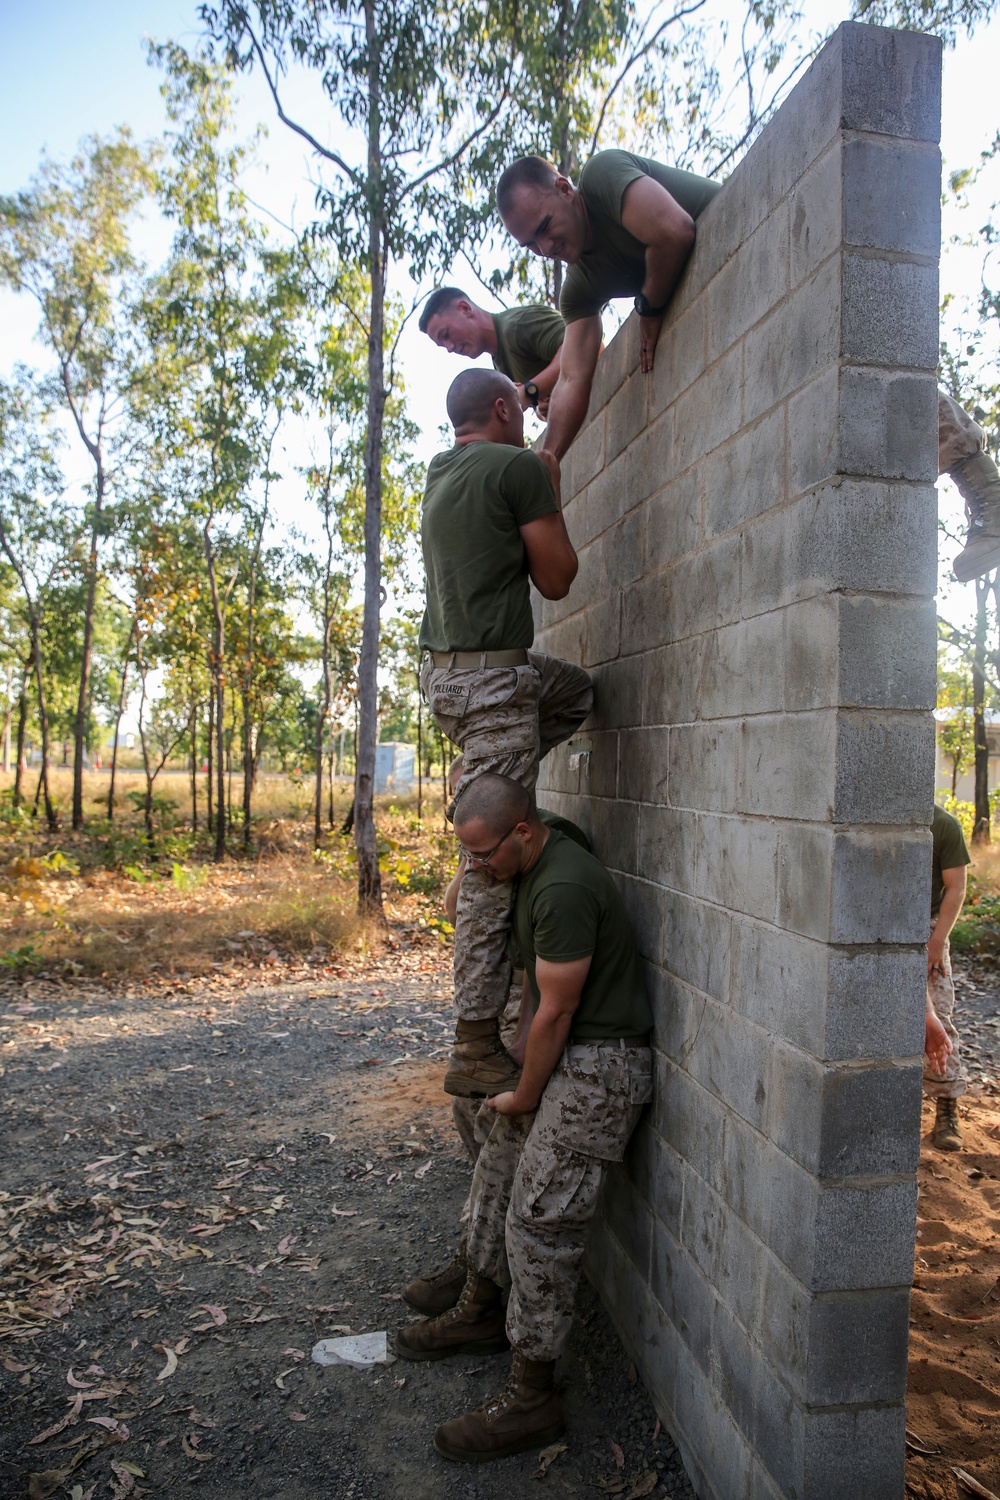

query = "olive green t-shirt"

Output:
[[931, 804, 971, 917], [419, 442, 558, 653], [513, 830, 652, 1042], [492, 305, 566, 385], [560, 149, 722, 324], [539, 808, 590, 852]]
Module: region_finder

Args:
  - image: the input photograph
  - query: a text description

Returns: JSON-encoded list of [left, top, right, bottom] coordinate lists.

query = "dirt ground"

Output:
[[0, 940, 691, 1500]]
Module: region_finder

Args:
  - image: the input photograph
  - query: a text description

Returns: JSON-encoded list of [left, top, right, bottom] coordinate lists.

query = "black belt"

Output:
[[427, 648, 529, 668], [568, 1035, 650, 1048]]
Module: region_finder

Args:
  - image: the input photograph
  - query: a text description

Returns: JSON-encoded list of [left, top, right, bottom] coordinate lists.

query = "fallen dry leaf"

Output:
[[280, 1347, 306, 1361], [288, 1412, 308, 1422], [624, 1473, 659, 1500], [153, 1346, 178, 1381], [28, 1427, 126, 1499], [531, 1441, 568, 1479], [181, 1434, 214, 1463], [414, 1159, 432, 1180], [186, 1409, 217, 1430], [954, 1471, 1000, 1500], [611, 1440, 625, 1469], [277, 1234, 297, 1256]]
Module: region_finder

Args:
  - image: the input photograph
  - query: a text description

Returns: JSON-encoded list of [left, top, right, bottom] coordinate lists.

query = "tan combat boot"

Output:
[[444, 1017, 521, 1098], [951, 449, 1000, 582], [931, 1096, 963, 1151], [394, 1272, 508, 1362], [433, 1349, 564, 1463], [401, 1245, 468, 1316]]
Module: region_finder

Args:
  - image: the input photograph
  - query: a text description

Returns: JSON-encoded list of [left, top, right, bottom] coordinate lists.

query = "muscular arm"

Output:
[[488, 955, 591, 1114], [620, 175, 696, 375], [928, 865, 967, 973], [539, 315, 602, 462], [519, 510, 578, 600]]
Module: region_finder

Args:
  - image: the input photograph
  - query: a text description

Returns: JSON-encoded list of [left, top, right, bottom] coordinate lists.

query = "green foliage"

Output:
[[0, 940, 43, 975]]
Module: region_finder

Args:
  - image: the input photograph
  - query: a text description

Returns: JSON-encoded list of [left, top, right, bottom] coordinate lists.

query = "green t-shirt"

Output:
[[539, 808, 590, 852], [513, 830, 652, 1042], [492, 305, 566, 385], [560, 149, 722, 324], [419, 442, 558, 653], [931, 804, 971, 917]]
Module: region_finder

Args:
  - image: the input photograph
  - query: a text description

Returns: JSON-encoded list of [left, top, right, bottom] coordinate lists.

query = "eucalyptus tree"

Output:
[[0, 133, 151, 830], [201, 0, 519, 913]]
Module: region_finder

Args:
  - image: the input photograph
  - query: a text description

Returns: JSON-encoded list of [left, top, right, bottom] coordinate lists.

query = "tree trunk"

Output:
[[973, 575, 991, 844], [241, 682, 253, 849], [203, 526, 228, 863], [189, 699, 199, 831], [416, 671, 423, 821], [108, 621, 135, 824], [353, 2, 386, 918], [207, 681, 215, 834], [13, 659, 29, 807], [73, 459, 105, 830], [28, 609, 56, 831], [314, 649, 332, 848]]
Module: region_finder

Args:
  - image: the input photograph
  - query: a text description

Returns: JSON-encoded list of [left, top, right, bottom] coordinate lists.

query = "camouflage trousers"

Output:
[[939, 389, 985, 473], [925, 925, 968, 1101], [465, 1042, 652, 1361], [420, 651, 593, 1022]]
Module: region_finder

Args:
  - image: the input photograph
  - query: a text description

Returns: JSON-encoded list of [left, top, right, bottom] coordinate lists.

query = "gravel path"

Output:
[[0, 950, 693, 1500]]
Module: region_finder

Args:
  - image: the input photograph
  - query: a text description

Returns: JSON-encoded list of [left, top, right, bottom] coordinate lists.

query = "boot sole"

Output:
[[443, 1070, 521, 1099], [433, 1418, 566, 1463], [953, 540, 1000, 582], [394, 1332, 510, 1363]]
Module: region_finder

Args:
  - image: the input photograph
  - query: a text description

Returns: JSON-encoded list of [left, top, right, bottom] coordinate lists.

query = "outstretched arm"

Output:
[[515, 347, 563, 413], [539, 315, 602, 462], [620, 175, 696, 374]]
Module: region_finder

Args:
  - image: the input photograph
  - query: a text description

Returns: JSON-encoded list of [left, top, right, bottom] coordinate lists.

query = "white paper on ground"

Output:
[[311, 1331, 393, 1369]]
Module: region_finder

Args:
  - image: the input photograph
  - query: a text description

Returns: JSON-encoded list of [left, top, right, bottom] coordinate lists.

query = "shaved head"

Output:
[[446, 368, 519, 434], [453, 773, 533, 839], [496, 156, 559, 217]]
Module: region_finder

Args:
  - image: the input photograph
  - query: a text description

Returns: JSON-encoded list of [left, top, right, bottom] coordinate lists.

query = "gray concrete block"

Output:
[[684, 1000, 773, 1133], [672, 344, 744, 473], [621, 568, 674, 655], [800, 1404, 907, 1500], [825, 947, 927, 1062], [843, 137, 941, 256], [697, 616, 785, 719], [790, 141, 842, 288], [841, 254, 939, 368], [644, 465, 704, 574], [643, 637, 709, 727], [626, 410, 675, 509], [601, 506, 645, 592], [598, 1165, 653, 1278], [669, 721, 741, 813], [813, 1179, 918, 1291], [562, 404, 605, 494], [590, 313, 639, 412], [589, 654, 643, 731], [590, 795, 638, 875], [839, 365, 939, 480], [649, 295, 707, 414], [767, 1047, 922, 1177], [655, 1062, 727, 1188], [663, 888, 733, 1004], [758, 1254, 811, 1399], [807, 1288, 912, 1404], [711, 1297, 802, 1497], [694, 813, 778, 923], [616, 872, 667, 962], [682, 165, 745, 301], [669, 1336, 756, 1500], [776, 823, 834, 941], [730, 917, 829, 1054], [621, 727, 669, 806], [663, 532, 743, 642], [743, 256, 841, 425], [721, 1113, 820, 1280], [702, 405, 786, 539], [838, 595, 938, 709], [650, 1217, 716, 1373], [583, 594, 623, 666], [637, 805, 702, 900], [782, 595, 841, 712], [706, 203, 790, 366], [584, 729, 619, 799], [577, 448, 631, 541], [839, 21, 942, 142], [834, 710, 937, 823], [830, 829, 932, 944], [739, 711, 837, 821], [606, 368, 651, 466]]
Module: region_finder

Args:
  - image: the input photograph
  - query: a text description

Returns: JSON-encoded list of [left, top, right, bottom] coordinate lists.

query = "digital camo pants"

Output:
[[939, 389, 985, 473], [465, 1043, 652, 1361], [925, 927, 968, 1101], [421, 651, 593, 1023]]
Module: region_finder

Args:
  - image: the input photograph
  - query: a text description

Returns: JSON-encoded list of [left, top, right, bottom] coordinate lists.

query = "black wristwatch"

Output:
[[524, 380, 540, 408], [634, 292, 667, 319]]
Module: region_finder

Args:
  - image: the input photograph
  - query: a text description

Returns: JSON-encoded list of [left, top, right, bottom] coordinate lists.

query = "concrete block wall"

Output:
[[533, 23, 941, 1500]]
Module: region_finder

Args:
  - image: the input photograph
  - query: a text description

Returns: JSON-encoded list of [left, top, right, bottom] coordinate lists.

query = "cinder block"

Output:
[[813, 1179, 918, 1291], [843, 137, 941, 256], [663, 890, 732, 1002], [790, 141, 842, 287], [730, 917, 829, 1054], [598, 1166, 653, 1278], [712, 1297, 802, 1497], [738, 711, 837, 821], [616, 872, 667, 961], [669, 721, 741, 813], [665, 532, 743, 641], [578, 448, 630, 540], [721, 1116, 819, 1281], [590, 313, 639, 412], [601, 506, 645, 592], [743, 256, 841, 425], [839, 21, 942, 142], [682, 165, 745, 300], [833, 710, 937, 823], [806, 1288, 912, 1404], [589, 654, 643, 731], [683, 1000, 773, 1133], [644, 465, 704, 574], [706, 203, 790, 366], [621, 567, 674, 655], [672, 343, 744, 472], [606, 369, 651, 465], [643, 636, 708, 727], [620, 727, 669, 806], [838, 595, 938, 709], [767, 1046, 922, 1177], [758, 1254, 811, 1398], [776, 822, 834, 941], [800, 1404, 907, 1500], [583, 594, 623, 666], [697, 615, 785, 719], [590, 796, 638, 875], [637, 804, 701, 898], [825, 947, 927, 1062], [830, 828, 932, 944], [841, 255, 939, 368], [626, 409, 676, 508], [655, 1061, 727, 1187], [839, 365, 939, 480], [650, 1218, 716, 1371], [694, 813, 778, 923], [562, 405, 606, 494], [782, 595, 841, 712], [702, 405, 786, 539], [649, 295, 707, 415]]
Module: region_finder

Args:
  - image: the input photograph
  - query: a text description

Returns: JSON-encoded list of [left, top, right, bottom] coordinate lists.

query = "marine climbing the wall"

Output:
[[495, 149, 721, 464], [939, 389, 1000, 581], [395, 774, 653, 1464], [419, 287, 566, 417], [418, 368, 593, 1100]]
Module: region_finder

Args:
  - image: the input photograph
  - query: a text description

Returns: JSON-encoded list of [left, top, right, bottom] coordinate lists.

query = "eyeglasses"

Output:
[[458, 822, 520, 868]]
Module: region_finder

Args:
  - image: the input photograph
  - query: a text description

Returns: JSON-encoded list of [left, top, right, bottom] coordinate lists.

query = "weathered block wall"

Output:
[[533, 23, 942, 1499]]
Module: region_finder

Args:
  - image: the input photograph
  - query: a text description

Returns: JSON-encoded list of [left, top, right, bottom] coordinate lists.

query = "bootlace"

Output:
[[482, 1354, 525, 1418], [438, 1272, 487, 1325], [425, 1252, 466, 1287]]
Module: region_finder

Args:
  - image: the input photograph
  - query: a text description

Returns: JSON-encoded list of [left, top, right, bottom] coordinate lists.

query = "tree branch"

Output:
[[590, 0, 708, 158], [241, 18, 362, 188]]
